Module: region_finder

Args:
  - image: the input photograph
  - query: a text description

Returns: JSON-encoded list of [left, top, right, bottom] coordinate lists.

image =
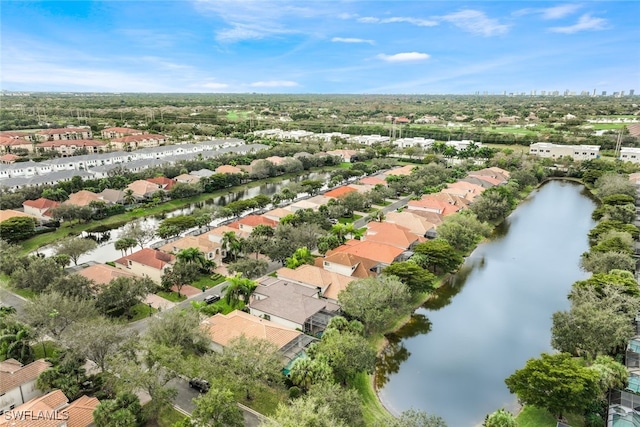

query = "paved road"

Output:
[[169, 377, 264, 427], [0, 286, 27, 316]]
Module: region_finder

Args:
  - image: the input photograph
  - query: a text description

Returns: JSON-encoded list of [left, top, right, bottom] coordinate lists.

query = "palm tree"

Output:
[[177, 247, 209, 271], [343, 223, 364, 240], [0, 323, 35, 364], [330, 224, 347, 242], [123, 189, 136, 206], [221, 231, 243, 262], [224, 274, 257, 308]]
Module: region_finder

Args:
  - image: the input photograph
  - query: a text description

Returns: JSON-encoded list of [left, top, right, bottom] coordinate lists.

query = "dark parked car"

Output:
[[204, 294, 220, 305], [189, 378, 210, 393]]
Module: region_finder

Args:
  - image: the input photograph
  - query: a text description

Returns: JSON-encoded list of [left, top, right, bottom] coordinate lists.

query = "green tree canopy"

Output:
[[413, 239, 463, 274], [55, 236, 98, 266]]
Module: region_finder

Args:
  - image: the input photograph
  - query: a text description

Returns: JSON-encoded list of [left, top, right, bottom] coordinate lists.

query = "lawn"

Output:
[[590, 123, 628, 130], [129, 302, 158, 322], [338, 214, 363, 224], [157, 291, 186, 303], [352, 372, 391, 426], [146, 406, 187, 427], [192, 273, 227, 289], [238, 384, 288, 416], [515, 406, 584, 427]]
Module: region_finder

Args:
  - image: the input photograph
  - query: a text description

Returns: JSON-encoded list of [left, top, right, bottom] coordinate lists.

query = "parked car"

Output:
[[189, 378, 210, 393], [204, 294, 220, 305]]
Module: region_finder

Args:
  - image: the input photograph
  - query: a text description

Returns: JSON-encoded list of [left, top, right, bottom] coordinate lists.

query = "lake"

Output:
[[376, 180, 597, 426]]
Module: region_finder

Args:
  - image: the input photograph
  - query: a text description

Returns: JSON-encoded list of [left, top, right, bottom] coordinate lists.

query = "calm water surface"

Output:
[[377, 180, 597, 427]]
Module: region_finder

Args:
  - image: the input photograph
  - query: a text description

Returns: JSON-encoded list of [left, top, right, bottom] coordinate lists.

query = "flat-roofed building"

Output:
[[620, 147, 640, 164], [529, 142, 600, 161]]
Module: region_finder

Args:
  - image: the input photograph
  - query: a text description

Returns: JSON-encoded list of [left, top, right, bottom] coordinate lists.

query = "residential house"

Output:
[[0, 209, 38, 223], [407, 192, 469, 216], [349, 135, 390, 146], [190, 169, 216, 178], [110, 134, 166, 150], [392, 137, 435, 149], [201, 310, 312, 364], [264, 156, 287, 166], [325, 149, 358, 162], [249, 277, 339, 333], [442, 180, 486, 202], [461, 176, 496, 189], [126, 180, 162, 200], [22, 198, 60, 220], [363, 222, 424, 250], [327, 240, 407, 267], [0, 131, 31, 140], [0, 359, 51, 415], [203, 226, 250, 259], [324, 185, 358, 199], [1, 161, 41, 178], [146, 176, 176, 191], [159, 232, 222, 264], [385, 211, 439, 239], [468, 168, 510, 183], [228, 215, 277, 234], [276, 264, 354, 302], [64, 190, 101, 207], [35, 127, 92, 142], [263, 207, 294, 222], [0, 137, 33, 153], [358, 175, 387, 186], [114, 248, 176, 283], [0, 154, 20, 164], [174, 173, 201, 184], [37, 139, 106, 156], [76, 264, 138, 289], [101, 127, 145, 139], [0, 389, 100, 427], [215, 165, 243, 175], [98, 189, 126, 205], [318, 252, 379, 278]]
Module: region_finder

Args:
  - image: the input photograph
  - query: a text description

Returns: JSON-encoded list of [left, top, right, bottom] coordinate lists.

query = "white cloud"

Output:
[[249, 80, 298, 87], [549, 14, 608, 34], [514, 4, 582, 20], [331, 37, 374, 45], [201, 82, 229, 89], [377, 52, 430, 62], [357, 16, 438, 27], [438, 10, 509, 36]]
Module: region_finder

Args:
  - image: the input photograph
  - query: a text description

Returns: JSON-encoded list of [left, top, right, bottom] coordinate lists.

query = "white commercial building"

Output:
[[446, 140, 482, 151], [393, 137, 435, 149], [529, 142, 600, 161], [620, 147, 640, 164]]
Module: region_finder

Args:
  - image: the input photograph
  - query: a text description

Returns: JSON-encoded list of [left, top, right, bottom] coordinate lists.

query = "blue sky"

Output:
[[1, 1, 639, 94]]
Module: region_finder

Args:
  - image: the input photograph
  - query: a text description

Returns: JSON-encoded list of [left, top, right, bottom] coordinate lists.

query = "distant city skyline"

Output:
[[1, 1, 639, 94]]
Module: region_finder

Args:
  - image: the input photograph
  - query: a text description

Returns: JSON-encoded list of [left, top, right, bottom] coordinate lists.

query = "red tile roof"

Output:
[[0, 359, 51, 394], [0, 153, 20, 162], [37, 128, 90, 135], [324, 185, 358, 199], [327, 240, 405, 264], [0, 137, 31, 146], [23, 198, 61, 210], [39, 140, 105, 148], [146, 176, 176, 190], [115, 248, 175, 269], [111, 134, 165, 143]]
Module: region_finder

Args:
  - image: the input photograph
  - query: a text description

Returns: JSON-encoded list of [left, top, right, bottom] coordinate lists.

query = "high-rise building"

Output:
[[602, 91, 607, 96], [630, 89, 635, 96]]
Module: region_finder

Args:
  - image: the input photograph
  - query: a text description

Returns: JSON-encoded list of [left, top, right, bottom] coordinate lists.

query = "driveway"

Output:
[[168, 377, 265, 427]]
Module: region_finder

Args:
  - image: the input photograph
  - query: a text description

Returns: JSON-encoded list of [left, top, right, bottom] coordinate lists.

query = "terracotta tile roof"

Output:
[[0, 131, 29, 139], [628, 123, 640, 138], [461, 176, 495, 189], [327, 240, 405, 264], [469, 174, 501, 186], [358, 176, 387, 186], [324, 185, 358, 199], [408, 198, 460, 216], [38, 140, 105, 148], [127, 180, 161, 197], [115, 248, 175, 270], [37, 127, 90, 135], [263, 207, 294, 221], [317, 252, 377, 278], [0, 390, 68, 427], [364, 221, 424, 249], [447, 180, 486, 194], [202, 310, 302, 350], [102, 127, 143, 134], [264, 156, 286, 165], [405, 210, 444, 225], [0, 153, 20, 163], [98, 188, 125, 204], [0, 359, 51, 394], [0, 137, 31, 146], [159, 233, 221, 256], [146, 176, 176, 190], [0, 209, 37, 222], [385, 211, 438, 236], [207, 225, 250, 241], [23, 198, 60, 210], [215, 165, 243, 174], [236, 215, 277, 228], [394, 117, 410, 123], [64, 190, 100, 207], [76, 264, 137, 287], [66, 395, 100, 427], [174, 173, 200, 183], [468, 168, 509, 183], [277, 265, 354, 301]]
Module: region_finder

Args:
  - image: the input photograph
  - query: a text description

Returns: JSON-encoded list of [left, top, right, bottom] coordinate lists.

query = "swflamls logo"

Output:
[[4, 409, 69, 421]]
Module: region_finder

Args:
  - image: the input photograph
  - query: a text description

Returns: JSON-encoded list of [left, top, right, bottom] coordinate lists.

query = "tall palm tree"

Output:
[[177, 247, 208, 269], [221, 231, 242, 262], [224, 274, 257, 308], [0, 323, 35, 364], [123, 188, 136, 206], [343, 223, 364, 240]]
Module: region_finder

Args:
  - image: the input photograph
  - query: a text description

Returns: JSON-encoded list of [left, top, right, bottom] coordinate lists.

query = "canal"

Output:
[[376, 180, 597, 426], [38, 172, 330, 264]]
